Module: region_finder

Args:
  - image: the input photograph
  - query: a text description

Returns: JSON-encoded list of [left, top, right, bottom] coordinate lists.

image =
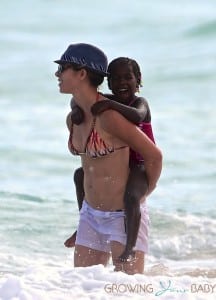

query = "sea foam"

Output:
[[0, 264, 216, 300]]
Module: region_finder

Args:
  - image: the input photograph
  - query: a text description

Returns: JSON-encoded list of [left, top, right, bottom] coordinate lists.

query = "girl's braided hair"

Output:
[[107, 57, 142, 90]]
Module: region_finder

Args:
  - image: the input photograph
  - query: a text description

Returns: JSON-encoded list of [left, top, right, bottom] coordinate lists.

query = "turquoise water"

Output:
[[0, 0, 216, 287]]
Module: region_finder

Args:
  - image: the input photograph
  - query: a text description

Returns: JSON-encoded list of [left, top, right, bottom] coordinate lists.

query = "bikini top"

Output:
[[68, 116, 127, 158]]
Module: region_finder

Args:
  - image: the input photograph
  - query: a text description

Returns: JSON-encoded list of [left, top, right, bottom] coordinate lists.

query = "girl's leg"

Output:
[[111, 241, 145, 275], [64, 167, 84, 247], [64, 231, 77, 248], [74, 167, 85, 210], [74, 245, 110, 267], [119, 164, 148, 261]]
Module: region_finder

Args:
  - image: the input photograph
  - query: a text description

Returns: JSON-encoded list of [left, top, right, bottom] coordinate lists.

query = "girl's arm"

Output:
[[100, 110, 162, 195], [91, 97, 150, 124]]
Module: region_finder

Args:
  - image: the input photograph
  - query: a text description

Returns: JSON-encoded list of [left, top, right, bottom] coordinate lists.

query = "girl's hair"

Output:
[[107, 57, 142, 90]]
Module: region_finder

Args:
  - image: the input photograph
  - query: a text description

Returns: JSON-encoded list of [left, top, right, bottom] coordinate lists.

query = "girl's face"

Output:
[[109, 63, 138, 104]]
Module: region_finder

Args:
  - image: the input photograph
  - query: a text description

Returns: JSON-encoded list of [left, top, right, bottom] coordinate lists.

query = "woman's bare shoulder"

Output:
[[98, 109, 135, 141], [99, 109, 125, 127]]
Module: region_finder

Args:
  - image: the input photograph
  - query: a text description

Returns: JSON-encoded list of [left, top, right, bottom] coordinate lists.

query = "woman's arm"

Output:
[[91, 97, 148, 124], [100, 110, 162, 195]]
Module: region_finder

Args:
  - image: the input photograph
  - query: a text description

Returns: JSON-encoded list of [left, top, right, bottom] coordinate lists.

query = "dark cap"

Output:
[[54, 43, 108, 76]]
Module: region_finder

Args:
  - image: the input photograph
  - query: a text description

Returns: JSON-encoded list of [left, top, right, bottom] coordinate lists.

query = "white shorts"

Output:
[[75, 200, 149, 253]]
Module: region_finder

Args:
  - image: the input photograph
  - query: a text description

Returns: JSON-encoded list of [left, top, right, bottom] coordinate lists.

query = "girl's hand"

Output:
[[91, 100, 111, 116], [71, 105, 84, 125]]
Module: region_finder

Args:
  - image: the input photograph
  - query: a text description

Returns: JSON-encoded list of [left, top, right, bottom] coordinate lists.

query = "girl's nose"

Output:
[[119, 76, 126, 83]]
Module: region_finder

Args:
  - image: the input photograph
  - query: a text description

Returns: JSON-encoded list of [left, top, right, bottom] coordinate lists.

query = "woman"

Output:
[[54, 43, 162, 274]]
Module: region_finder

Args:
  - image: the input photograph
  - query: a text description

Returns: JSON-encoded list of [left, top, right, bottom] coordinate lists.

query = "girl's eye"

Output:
[[125, 75, 133, 80]]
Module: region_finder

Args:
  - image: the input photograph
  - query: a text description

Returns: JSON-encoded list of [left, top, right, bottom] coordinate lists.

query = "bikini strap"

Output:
[[83, 93, 99, 150]]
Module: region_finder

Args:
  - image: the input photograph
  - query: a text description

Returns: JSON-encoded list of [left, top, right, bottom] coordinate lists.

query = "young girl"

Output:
[[65, 57, 156, 262]]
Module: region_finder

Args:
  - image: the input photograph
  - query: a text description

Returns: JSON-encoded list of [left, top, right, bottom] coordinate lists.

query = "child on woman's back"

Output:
[[65, 57, 155, 261]]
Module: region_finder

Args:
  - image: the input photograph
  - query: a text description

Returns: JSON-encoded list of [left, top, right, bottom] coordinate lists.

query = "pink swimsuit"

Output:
[[129, 100, 155, 164]]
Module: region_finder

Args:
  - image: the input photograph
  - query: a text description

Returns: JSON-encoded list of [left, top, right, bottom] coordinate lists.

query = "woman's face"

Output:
[[55, 64, 80, 94], [109, 64, 138, 104]]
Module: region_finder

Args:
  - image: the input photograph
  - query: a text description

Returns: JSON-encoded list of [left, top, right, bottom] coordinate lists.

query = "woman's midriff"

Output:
[[81, 149, 129, 211]]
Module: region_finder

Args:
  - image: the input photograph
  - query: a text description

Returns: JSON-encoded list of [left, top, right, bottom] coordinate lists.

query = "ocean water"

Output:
[[0, 0, 215, 299]]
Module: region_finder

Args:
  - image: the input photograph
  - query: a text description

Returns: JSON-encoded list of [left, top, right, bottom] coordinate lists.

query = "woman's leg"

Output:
[[74, 200, 111, 267], [74, 245, 110, 267], [111, 241, 145, 275]]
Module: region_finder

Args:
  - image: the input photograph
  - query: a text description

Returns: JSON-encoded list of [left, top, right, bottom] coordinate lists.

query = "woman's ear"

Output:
[[79, 68, 88, 80]]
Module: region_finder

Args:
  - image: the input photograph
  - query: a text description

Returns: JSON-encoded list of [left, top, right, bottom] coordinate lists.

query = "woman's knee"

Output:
[[74, 245, 110, 267]]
